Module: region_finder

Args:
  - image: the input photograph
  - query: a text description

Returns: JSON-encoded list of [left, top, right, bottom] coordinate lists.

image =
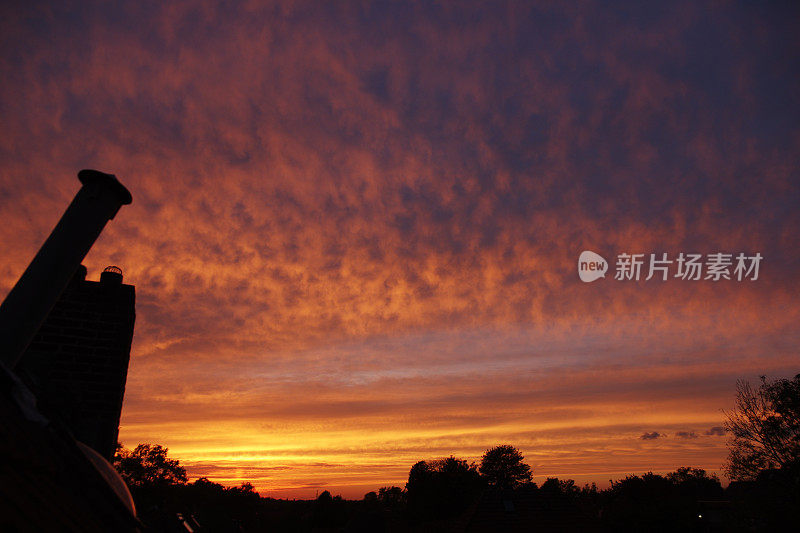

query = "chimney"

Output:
[[0, 170, 131, 368]]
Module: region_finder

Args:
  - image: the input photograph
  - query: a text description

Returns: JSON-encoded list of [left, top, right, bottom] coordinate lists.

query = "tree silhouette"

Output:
[[113, 443, 188, 487], [602, 468, 723, 530], [540, 477, 578, 497], [666, 466, 723, 499], [724, 374, 800, 480], [479, 444, 532, 490], [377, 486, 404, 508], [311, 490, 348, 528], [405, 456, 484, 521]]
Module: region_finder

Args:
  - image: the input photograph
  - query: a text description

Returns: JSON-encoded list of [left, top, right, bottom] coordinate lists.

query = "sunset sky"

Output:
[[1, 1, 798, 499]]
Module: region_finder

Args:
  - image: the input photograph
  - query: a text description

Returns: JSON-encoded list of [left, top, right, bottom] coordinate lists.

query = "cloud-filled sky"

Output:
[[1, 1, 798, 498]]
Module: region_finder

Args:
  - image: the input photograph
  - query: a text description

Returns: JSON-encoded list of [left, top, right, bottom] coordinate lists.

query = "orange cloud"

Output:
[[1, 0, 798, 498]]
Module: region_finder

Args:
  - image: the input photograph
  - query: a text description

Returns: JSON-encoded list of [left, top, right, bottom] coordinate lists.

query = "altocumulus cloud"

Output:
[[0, 0, 798, 497]]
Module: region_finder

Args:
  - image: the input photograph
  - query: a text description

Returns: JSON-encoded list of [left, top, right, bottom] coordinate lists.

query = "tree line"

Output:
[[114, 373, 799, 531]]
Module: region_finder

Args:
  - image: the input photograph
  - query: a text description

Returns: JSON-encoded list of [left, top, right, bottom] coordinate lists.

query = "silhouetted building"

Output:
[[17, 264, 135, 460], [0, 169, 137, 529]]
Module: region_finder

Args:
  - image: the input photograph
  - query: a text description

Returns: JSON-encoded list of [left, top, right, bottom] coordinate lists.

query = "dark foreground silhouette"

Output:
[[113, 375, 800, 531], [115, 446, 799, 532]]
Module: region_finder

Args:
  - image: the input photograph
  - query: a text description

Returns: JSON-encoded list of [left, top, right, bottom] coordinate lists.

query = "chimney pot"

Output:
[[100, 266, 123, 285]]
